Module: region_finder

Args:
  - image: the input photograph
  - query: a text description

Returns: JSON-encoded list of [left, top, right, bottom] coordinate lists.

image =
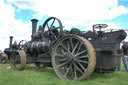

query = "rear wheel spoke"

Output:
[[60, 58, 66, 62], [70, 38, 73, 50], [61, 49, 65, 55], [72, 41, 79, 54], [75, 63, 84, 74], [64, 64, 72, 77], [70, 65, 74, 79], [78, 55, 88, 59], [75, 50, 87, 57], [57, 62, 67, 68], [55, 53, 64, 57], [73, 63, 77, 80], [77, 43, 82, 53], [77, 60, 88, 64], [68, 42, 70, 52], [60, 43, 68, 52], [77, 62, 86, 71]]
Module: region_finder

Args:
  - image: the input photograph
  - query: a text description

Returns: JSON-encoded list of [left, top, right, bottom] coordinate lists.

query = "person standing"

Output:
[[122, 41, 128, 72], [12, 41, 18, 48], [117, 42, 124, 71]]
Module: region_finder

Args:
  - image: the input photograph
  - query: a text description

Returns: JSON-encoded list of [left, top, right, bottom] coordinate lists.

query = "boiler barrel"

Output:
[[25, 41, 50, 53]]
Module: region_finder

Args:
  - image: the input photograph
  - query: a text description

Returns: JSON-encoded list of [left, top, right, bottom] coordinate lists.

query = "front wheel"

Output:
[[10, 50, 26, 70]]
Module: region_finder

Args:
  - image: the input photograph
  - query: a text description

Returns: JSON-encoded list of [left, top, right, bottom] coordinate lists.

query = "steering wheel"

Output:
[[42, 17, 63, 43], [18, 40, 27, 49], [93, 24, 108, 32]]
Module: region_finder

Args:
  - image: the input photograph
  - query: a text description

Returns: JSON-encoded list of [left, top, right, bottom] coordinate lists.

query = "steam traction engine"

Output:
[[4, 17, 127, 80]]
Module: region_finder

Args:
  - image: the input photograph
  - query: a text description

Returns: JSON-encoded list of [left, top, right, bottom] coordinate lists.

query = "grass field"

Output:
[[0, 62, 128, 85]]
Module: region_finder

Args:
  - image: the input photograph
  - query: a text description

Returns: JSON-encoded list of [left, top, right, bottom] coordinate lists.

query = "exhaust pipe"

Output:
[[31, 19, 38, 37], [9, 36, 13, 48]]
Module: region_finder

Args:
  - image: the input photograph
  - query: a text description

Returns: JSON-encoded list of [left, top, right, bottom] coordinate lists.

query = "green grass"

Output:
[[0, 62, 128, 85]]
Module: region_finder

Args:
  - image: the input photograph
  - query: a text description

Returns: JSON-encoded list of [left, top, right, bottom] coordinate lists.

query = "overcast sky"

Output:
[[0, 0, 128, 51]]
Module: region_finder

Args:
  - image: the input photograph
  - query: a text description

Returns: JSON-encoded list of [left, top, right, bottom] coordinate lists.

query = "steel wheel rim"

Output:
[[52, 35, 96, 80]]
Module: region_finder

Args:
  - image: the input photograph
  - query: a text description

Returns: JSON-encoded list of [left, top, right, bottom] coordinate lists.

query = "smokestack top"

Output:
[[10, 36, 13, 38], [31, 19, 38, 22]]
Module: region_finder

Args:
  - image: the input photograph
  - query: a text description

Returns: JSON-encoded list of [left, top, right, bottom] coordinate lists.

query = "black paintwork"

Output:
[[4, 18, 127, 73]]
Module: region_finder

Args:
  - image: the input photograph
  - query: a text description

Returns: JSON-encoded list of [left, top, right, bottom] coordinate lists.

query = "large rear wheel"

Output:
[[52, 35, 96, 80]]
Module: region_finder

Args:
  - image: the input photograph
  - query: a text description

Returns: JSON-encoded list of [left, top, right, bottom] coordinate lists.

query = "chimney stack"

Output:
[[9, 36, 13, 48], [31, 19, 38, 37]]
